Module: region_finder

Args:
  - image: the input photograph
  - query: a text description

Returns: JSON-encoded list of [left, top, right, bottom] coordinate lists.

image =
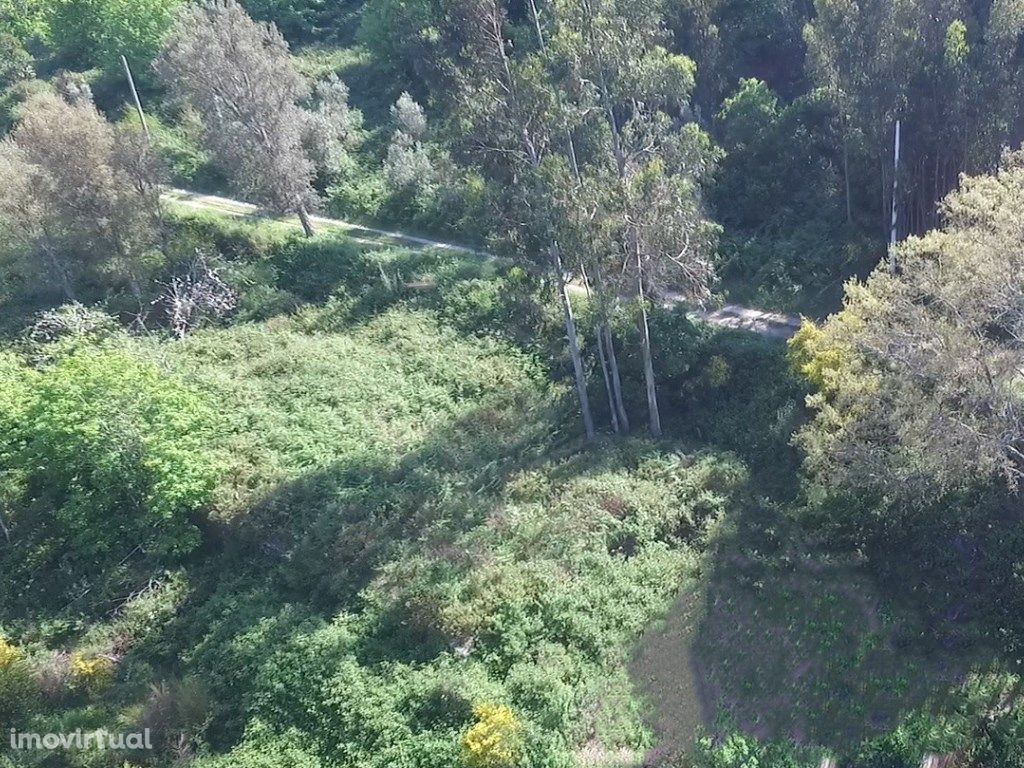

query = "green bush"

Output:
[[689, 731, 806, 768], [0, 347, 220, 613], [130, 110, 220, 188], [268, 233, 373, 302], [0, 637, 37, 721], [48, 0, 182, 77]]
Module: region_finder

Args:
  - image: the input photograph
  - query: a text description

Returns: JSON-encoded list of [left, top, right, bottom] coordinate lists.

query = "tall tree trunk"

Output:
[[297, 205, 316, 237], [635, 253, 661, 437], [583, 269, 619, 434], [581, 263, 625, 434], [843, 131, 853, 225], [602, 323, 630, 432], [888, 119, 901, 274], [554, 247, 596, 440], [880, 154, 888, 239], [595, 323, 620, 434], [128, 274, 148, 328]]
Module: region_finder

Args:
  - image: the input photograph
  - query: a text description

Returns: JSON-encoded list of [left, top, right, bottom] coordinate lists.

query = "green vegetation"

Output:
[[3, 0, 1024, 766]]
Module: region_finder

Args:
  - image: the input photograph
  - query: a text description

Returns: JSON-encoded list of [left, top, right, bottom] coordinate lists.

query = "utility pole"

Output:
[[888, 118, 901, 274], [121, 55, 151, 142]]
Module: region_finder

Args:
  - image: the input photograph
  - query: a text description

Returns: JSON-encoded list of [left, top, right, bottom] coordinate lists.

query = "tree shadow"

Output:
[[146, 388, 569, 747], [631, 496, 1004, 755]]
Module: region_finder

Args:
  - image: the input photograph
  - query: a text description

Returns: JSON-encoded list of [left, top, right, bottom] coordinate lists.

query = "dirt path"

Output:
[[165, 189, 802, 339], [683, 303, 802, 340], [166, 188, 488, 254]]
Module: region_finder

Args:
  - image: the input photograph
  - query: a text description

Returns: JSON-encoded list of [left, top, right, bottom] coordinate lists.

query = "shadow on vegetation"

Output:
[[627, 323, 1023, 755], [162, 392, 566, 746], [632, 493, 1017, 756]]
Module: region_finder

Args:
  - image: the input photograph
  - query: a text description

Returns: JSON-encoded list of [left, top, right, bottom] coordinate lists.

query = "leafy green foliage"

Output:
[[0, 0, 50, 42], [49, 0, 183, 75], [713, 78, 869, 312], [795, 150, 1024, 499], [0, 345, 220, 613], [7, 0, 1024, 763]]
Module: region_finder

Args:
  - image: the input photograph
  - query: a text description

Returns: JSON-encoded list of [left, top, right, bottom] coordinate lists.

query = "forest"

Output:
[[1, 0, 1024, 766]]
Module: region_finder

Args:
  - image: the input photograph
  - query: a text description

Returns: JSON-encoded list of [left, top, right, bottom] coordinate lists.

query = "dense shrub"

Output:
[[0, 346, 221, 613], [132, 109, 220, 188], [68, 653, 115, 694], [0, 637, 35, 719], [689, 731, 808, 768], [463, 703, 523, 768], [711, 79, 874, 313], [49, 0, 183, 77]]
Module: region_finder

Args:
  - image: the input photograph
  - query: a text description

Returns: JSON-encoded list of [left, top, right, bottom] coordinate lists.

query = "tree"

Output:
[[0, 32, 33, 91], [0, 0, 50, 43], [804, 0, 1024, 239], [0, 92, 162, 303], [237, 0, 334, 42], [549, 0, 719, 436], [49, 0, 183, 75], [792, 150, 1024, 499], [384, 92, 434, 191], [156, 0, 357, 236], [451, 0, 597, 438]]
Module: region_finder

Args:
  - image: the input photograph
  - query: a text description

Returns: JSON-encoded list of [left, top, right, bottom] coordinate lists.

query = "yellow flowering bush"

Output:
[[0, 637, 34, 715], [0, 638, 21, 669], [69, 653, 115, 693], [788, 317, 852, 394], [462, 703, 522, 768]]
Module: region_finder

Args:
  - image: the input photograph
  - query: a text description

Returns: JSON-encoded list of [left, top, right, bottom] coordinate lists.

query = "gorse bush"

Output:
[[0, 638, 20, 669], [68, 653, 114, 694], [463, 703, 523, 768], [0, 636, 34, 720]]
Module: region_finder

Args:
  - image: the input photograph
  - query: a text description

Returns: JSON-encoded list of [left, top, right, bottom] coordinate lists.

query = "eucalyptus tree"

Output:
[[521, 0, 630, 433], [549, 0, 719, 436], [156, 0, 359, 237], [452, 0, 596, 438], [804, 0, 1024, 238]]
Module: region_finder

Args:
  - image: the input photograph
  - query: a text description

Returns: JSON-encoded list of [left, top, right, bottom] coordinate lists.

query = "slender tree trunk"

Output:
[[297, 205, 316, 237], [602, 323, 630, 432], [128, 274, 147, 328], [843, 131, 853, 225], [635, 251, 661, 437], [583, 270, 619, 434], [888, 119, 901, 274], [638, 298, 661, 438], [554, 247, 596, 440], [595, 323, 620, 434]]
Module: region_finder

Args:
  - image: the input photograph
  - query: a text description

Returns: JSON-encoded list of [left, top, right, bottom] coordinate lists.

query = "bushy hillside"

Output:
[[6, 0, 1024, 765], [0, 275, 758, 767]]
